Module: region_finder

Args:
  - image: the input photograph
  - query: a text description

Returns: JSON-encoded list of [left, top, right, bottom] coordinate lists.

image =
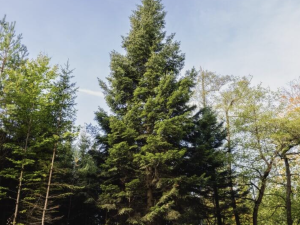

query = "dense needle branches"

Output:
[[95, 0, 234, 224], [97, 0, 196, 223]]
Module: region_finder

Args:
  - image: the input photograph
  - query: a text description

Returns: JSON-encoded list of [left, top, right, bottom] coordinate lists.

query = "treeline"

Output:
[[0, 0, 300, 224]]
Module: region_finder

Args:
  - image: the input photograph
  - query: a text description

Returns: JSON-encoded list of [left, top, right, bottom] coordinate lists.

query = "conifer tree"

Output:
[[97, 0, 197, 224], [41, 62, 77, 224]]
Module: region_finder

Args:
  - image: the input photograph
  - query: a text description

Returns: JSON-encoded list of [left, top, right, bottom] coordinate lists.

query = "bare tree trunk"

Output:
[[13, 165, 24, 225], [229, 169, 240, 225], [252, 113, 274, 225], [42, 103, 63, 224], [225, 111, 240, 225], [41, 142, 58, 225], [201, 70, 206, 108], [213, 179, 222, 225], [13, 120, 31, 225], [284, 155, 293, 225], [253, 161, 273, 225]]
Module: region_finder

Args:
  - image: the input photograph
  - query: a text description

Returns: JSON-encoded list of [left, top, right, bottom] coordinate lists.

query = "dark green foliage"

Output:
[[60, 131, 103, 225], [177, 107, 229, 224], [95, 1, 229, 224]]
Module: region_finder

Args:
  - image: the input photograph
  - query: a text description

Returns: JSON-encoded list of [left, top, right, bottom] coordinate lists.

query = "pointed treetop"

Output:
[[123, 0, 166, 62]]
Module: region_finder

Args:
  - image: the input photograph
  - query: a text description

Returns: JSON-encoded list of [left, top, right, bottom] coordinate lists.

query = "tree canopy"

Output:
[[1, 1, 300, 225]]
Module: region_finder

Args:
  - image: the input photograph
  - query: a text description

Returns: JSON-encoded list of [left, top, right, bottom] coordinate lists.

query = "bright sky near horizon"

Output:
[[1, 0, 300, 126]]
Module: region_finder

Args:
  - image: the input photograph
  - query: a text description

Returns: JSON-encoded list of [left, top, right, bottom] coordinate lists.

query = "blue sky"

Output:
[[1, 0, 300, 126]]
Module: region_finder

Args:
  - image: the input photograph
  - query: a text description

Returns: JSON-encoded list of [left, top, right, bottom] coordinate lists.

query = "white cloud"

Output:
[[78, 88, 104, 97], [181, 0, 300, 90]]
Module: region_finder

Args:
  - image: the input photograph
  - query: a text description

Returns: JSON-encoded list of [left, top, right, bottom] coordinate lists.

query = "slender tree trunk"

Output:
[[253, 161, 273, 225], [252, 113, 274, 225], [229, 169, 240, 225], [284, 155, 293, 225], [41, 142, 58, 225], [213, 179, 222, 225], [42, 104, 63, 224], [13, 120, 31, 225], [13, 165, 24, 225], [201, 70, 206, 108], [225, 111, 240, 225]]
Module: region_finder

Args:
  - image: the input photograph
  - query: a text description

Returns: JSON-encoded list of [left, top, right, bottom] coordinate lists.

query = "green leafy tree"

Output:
[[0, 15, 28, 83], [266, 88, 300, 225], [193, 70, 252, 224], [192, 68, 232, 109], [232, 84, 281, 225], [0, 55, 58, 224], [0, 16, 28, 206]]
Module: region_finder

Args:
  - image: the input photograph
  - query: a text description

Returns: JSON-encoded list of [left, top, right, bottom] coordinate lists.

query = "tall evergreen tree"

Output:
[[41, 62, 77, 224], [97, 0, 197, 224]]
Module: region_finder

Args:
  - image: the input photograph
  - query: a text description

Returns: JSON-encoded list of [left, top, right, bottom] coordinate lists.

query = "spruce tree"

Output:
[[97, 0, 197, 224], [41, 62, 77, 224]]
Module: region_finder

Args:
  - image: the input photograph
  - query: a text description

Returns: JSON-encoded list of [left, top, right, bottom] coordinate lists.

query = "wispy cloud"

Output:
[[181, 0, 300, 90], [78, 88, 104, 97]]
